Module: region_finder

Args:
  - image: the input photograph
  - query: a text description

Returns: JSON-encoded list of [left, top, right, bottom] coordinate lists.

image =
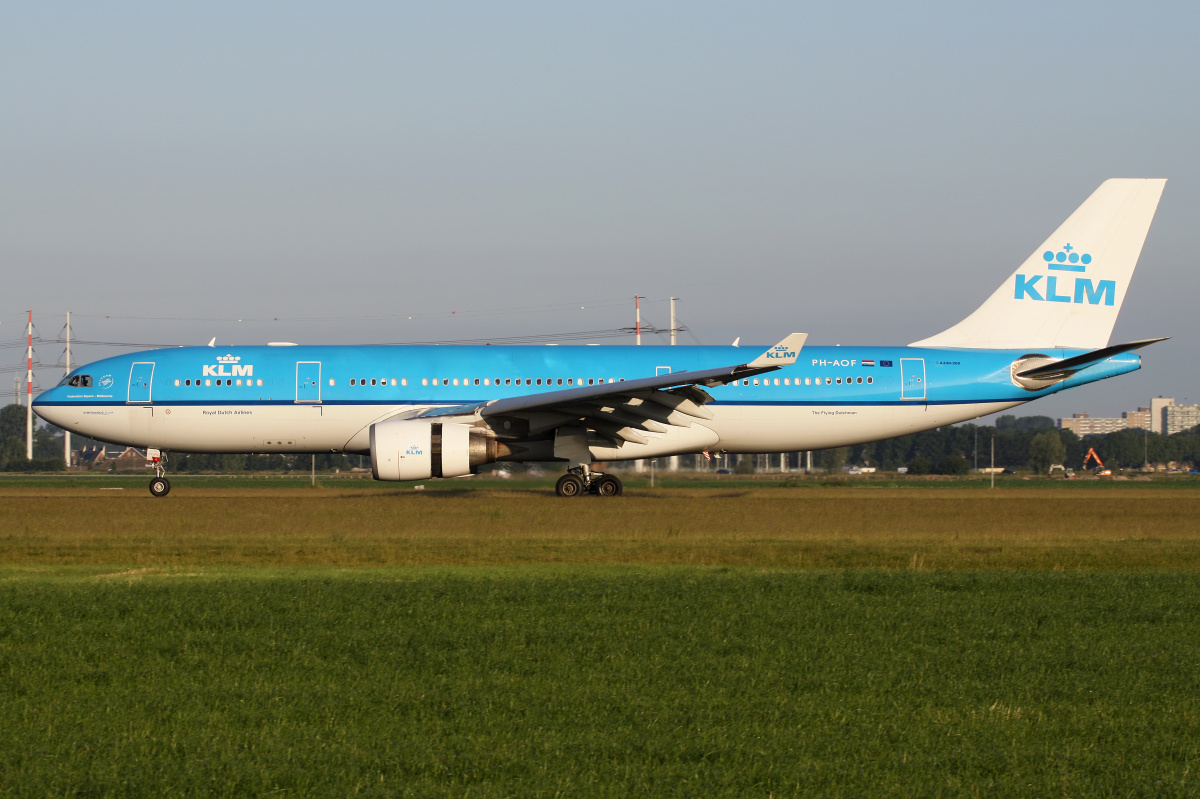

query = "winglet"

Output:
[[747, 333, 808, 368]]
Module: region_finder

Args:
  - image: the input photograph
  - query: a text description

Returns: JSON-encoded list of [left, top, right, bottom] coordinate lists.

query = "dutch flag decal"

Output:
[[862, 360, 875, 367]]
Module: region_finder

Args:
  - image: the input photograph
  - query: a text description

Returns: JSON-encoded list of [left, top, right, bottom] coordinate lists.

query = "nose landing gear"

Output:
[[147, 449, 170, 497]]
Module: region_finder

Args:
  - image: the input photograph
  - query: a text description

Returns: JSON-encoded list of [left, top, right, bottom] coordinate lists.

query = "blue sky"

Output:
[[3, 2, 1197, 419]]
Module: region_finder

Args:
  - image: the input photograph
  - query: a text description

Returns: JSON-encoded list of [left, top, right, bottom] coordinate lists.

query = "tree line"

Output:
[[6, 403, 1200, 475]]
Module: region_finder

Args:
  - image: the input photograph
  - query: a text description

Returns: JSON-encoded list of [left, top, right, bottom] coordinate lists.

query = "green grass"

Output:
[[4, 486, 1200, 570], [2, 568, 1199, 797]]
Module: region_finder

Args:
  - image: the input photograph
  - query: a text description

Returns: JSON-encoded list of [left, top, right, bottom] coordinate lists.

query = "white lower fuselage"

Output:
[[53, 399, 1026, 459]]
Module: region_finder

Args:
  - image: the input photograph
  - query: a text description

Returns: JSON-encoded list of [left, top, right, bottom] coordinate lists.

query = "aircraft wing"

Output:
[[417, 333, 807, 444]]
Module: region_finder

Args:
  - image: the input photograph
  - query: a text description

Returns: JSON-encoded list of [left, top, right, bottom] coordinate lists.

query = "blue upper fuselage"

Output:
[[34, 343, 1140, 410]]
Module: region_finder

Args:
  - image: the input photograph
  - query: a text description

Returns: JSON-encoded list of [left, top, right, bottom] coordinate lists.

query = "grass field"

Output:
[[3, 480, 1200, 796], [2, 482, 1199, 570]]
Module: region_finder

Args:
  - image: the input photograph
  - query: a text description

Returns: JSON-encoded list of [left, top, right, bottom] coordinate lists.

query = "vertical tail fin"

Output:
[[911, 179, 1166, 349]]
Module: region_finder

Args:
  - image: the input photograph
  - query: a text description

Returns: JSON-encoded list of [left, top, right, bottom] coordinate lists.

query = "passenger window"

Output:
[[867, 376, 873, 384], [443, 379, 449, 386], [567, 378, 574, 385], [474, 378, 480, 386], [401, 379, 407, 386], [258, 379, 264, 386], [422, 378, 429, 386], [774, 378, 780, 386], [742, 379, 749, 386], [825, 377, 832, 385], [836, 377, 842, 384], [236, 379, 243, 386], [784, 378, 790, 386], [804, 377, 811, 386], [205, 379, 212, 386], [856, 376, 862, 384], [557, 378, 563, 385], [350, 379, 356, 386], [371, 379, 377, 386], [184, 379, 191, 386], [536, 379, 542, 386], [483, 378, 489, 386], [526, 379, 533, 385]]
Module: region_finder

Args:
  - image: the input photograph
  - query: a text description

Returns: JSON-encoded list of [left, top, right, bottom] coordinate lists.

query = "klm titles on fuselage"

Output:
[[202, 354, 254, 378], [1015, 245, 1115, 306]]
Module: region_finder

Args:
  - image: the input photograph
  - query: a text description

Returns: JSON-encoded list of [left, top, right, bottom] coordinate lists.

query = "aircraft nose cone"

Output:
[[31, 389, 67, 427]]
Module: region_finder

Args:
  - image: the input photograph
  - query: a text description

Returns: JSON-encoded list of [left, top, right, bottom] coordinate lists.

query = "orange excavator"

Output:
[[1083, 448, 1113, 476]]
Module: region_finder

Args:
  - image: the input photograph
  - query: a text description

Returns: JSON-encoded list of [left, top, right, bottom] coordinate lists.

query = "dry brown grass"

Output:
[[1, 486, 1198, 569]]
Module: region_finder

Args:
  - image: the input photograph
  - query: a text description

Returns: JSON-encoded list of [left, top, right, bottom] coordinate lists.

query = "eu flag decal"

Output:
[[880, 360, 893, 367]]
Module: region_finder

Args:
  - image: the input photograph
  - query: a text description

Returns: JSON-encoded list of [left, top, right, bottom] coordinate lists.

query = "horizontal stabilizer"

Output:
[[1015, 338, 1168, 379]]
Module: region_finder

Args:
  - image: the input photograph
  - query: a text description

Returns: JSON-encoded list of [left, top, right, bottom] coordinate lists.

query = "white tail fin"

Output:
[[911, 179, 1166, 349]]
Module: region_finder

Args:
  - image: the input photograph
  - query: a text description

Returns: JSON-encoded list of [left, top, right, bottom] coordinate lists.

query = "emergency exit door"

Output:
[[900, 358, 926, 400], [296, 361, 322, 403], [127, 362, 155, 403]]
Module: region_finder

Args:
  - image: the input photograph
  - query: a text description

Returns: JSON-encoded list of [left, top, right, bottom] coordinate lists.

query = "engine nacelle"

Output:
[[369, 419, 499, 481]]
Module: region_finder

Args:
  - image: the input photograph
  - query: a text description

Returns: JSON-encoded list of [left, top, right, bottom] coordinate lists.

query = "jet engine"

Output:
[[369, 419, 501, 481]]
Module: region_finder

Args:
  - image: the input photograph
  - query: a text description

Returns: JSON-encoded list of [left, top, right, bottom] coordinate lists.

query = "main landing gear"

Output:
[[555, 465, 623, 498], [148, 451, 170, 497]]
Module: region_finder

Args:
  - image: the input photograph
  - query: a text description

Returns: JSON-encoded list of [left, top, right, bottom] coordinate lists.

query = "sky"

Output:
[[2, 1, 1197, 421]]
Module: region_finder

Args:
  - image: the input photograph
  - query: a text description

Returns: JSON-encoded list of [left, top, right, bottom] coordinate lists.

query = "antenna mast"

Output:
[[64, 311, 71, 468], [26, 310, 33, 460], [670, 297, 677, 346], [635, 295, 641, 346]]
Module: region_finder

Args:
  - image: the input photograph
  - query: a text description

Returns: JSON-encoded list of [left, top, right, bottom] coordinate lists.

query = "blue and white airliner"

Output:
[[35, 179, 1167, 497]]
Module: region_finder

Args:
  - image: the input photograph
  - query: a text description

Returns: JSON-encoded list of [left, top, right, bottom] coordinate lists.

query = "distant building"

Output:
[[1058, 398, 1181, 436], [1165, 404, 1200, 436], [1059, 413, 1129, 436], [1122, 407, 1152, 430], [1150, 397, 1175, 435]]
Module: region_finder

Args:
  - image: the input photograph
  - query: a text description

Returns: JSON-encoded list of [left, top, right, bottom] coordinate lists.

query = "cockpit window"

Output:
[[65, 375, 93, 387]]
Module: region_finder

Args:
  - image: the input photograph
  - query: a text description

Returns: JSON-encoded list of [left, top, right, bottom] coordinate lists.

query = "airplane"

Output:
[[34, 178, 1167, 498]]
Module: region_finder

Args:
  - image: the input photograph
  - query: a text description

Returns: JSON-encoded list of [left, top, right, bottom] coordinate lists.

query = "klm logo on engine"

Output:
[[1015, 244, 1114, 306], [202, 353, 254, 377], [405, 445, 424, 456]]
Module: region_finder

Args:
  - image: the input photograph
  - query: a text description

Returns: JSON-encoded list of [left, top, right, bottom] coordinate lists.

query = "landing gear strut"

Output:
[[148, 452, 170, 497], [555, 465, 622, 498]]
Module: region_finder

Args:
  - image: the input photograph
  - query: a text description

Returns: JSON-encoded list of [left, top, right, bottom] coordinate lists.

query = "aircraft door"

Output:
[[296, 361, 322, 403], [900, 358, 926, 400], [127, 362, 155, 403]]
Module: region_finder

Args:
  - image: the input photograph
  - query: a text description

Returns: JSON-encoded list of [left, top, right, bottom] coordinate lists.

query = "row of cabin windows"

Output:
[[176, 378, 264, 387], [739, 376, 874, 386], [170, 375, 873, 389], [341, 377, 623, 387]]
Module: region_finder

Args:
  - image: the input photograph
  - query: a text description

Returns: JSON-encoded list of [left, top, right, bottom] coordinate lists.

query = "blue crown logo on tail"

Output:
[[1043, 243, 1092, 273], [1016, 244, 1113, 306]]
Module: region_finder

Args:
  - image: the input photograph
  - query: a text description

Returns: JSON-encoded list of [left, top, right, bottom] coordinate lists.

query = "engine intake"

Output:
[[369, 419, 500, 481]]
